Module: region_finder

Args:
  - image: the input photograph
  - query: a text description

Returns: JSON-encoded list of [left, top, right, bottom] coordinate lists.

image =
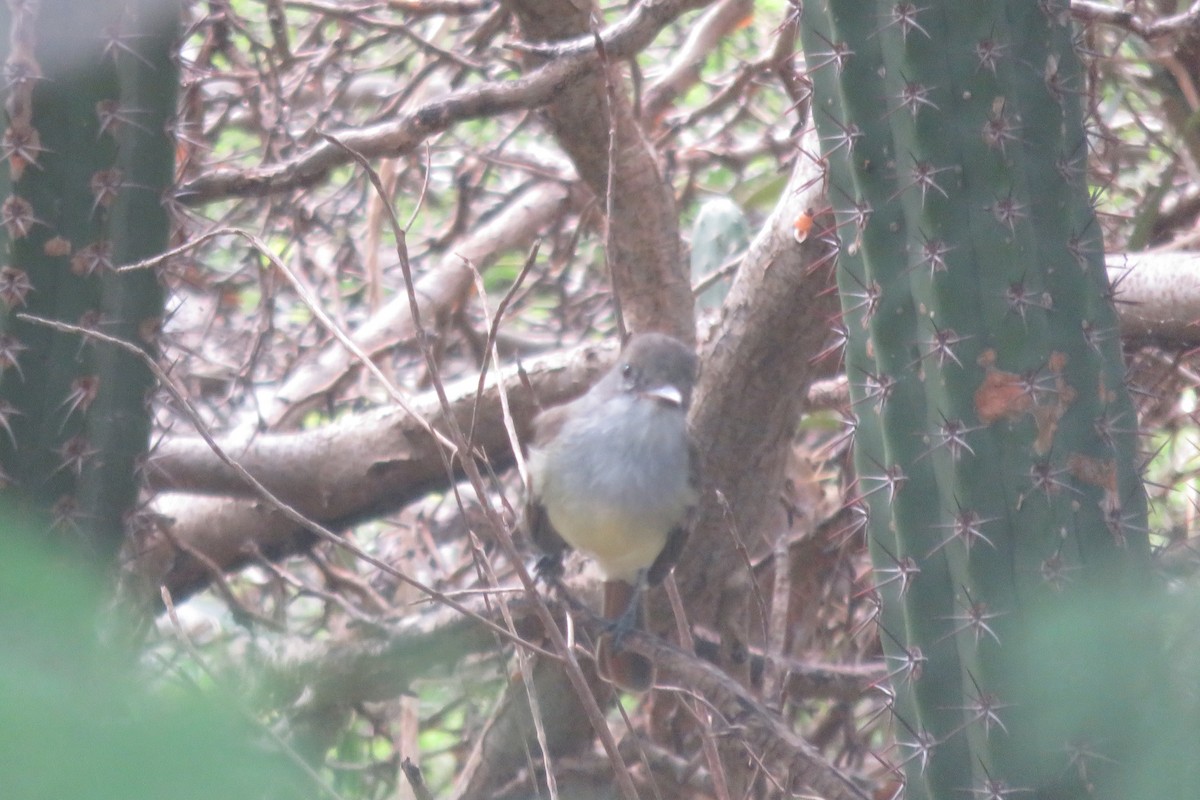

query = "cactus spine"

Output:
[[800, 2, 1150, 797], [1, 0, 176, 564]]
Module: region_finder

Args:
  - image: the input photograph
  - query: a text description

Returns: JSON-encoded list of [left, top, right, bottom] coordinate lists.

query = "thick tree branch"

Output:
[[141, 248, 1200, 600], [504, 0, 693, 340], [1072, 0, 1200, 39], [138, 341, 616, 600], [679, 138, 838, 645], [1107, 251, 1200, 345]]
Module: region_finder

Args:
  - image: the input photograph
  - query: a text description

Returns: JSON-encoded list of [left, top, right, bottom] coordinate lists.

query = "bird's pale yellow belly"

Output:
[[546, 500, 676, 582]]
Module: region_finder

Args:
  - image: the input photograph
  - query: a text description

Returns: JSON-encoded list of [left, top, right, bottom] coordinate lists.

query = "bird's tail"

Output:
[[596, 578, 655, 692]]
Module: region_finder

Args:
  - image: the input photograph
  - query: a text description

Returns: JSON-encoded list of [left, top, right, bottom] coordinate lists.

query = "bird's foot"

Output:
[[605, 603, 640, 651], [534, 554, 564, 586]]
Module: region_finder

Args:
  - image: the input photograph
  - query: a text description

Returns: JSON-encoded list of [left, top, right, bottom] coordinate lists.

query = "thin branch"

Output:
[[633, 630, 871, 800], [18, 313, 559, 660], [319, 136, 643, 800], [160, 586, 349, 800], [177, 0, 715, 203]]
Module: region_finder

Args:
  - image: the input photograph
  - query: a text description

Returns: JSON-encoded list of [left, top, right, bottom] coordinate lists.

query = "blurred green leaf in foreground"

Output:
[[0, 517, 306, 800], [1002, 583, 1200, 800]]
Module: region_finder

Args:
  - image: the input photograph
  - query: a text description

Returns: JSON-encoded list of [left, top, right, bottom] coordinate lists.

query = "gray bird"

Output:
[[525, 332, 698, 691]]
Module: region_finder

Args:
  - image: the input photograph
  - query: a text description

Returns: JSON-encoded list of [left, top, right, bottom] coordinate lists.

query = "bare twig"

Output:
[[19, 313, 558, 659], [160, 586, 349, 800], [321, 135, 643, 800], [178, 0, 714, 203]]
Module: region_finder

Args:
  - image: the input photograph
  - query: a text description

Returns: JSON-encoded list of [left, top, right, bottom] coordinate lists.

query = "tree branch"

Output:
[[1071, 0, 1200, 39], [1107, 251, 1200, 345], [259, 180, 583, 429], [679, 135, 838, 653], [504, 0, 693, 340], [137, 341, 616, 600]]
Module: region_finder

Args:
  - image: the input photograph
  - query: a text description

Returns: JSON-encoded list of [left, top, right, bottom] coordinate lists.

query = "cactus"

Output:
[[0, 0, 176, 565], [800, 3, 1152, 798]]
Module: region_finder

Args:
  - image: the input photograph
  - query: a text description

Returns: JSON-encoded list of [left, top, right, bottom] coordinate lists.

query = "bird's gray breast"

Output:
[[529, 394, 694, 580], [548, 394, 692, 513]]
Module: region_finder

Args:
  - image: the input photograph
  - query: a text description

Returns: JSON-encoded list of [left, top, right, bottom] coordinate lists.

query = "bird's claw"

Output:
[[534, 554, 564, 585], [605, 605, 639, 651]]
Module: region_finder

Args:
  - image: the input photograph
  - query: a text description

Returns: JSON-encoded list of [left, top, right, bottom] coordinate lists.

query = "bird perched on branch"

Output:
[[525, 332, 698, 691]]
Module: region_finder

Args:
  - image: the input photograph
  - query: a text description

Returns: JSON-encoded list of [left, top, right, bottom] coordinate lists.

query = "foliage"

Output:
[[0, 520, 306, 799]]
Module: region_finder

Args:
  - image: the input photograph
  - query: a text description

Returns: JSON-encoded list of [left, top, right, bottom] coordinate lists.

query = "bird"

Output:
[[524, 332, 698, 691]]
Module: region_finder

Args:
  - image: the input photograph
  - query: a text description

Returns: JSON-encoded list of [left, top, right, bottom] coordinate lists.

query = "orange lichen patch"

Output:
[[1098, 372, 1116, 405], [43, 236, 71, 257], [1068, 453, 1116, 492], [975, 369, 1032, 423], [1032, 404, 1059, 454], [793, 208, 816, 243], [975, 351, 1032, 423], [1047, 351, 1077, 405], [1034, 352, 1078, 454]]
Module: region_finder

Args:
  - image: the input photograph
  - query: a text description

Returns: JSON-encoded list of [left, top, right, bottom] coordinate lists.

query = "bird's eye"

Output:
[[621, 362, 634, 379]]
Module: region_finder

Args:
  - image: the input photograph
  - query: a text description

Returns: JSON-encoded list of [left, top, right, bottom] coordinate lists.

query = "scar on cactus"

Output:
[[974, 349, 1079, 455], [974, 349, 1033, 424], [1032, 351, 1078, 454], [1068, 453, 1117, 492]]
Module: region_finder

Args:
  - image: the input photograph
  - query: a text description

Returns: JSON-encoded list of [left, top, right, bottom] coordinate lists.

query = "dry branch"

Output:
[[1107, 252, 1200, 344], [624, 629, 871, 800], [142, 246, 1200, 602], [245, 581, 882, 800], [260, 180, 582, 428], [641, 0, 755, 121], [1072, 0, 1200, 39]]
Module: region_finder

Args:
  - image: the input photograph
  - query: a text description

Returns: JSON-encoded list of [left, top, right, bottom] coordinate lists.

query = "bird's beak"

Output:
[[640, 384, 684, 407]]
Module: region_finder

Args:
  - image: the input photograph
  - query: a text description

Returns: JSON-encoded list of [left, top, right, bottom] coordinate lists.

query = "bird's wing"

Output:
[[525, 495, 569, 558], [524, 404, 572, 559], [647, 433, 700, 586]]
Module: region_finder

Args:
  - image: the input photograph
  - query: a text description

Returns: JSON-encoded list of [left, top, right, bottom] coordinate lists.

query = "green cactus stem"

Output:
[[800, 2, 1151, 798], [1, 0, 177, 566]]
